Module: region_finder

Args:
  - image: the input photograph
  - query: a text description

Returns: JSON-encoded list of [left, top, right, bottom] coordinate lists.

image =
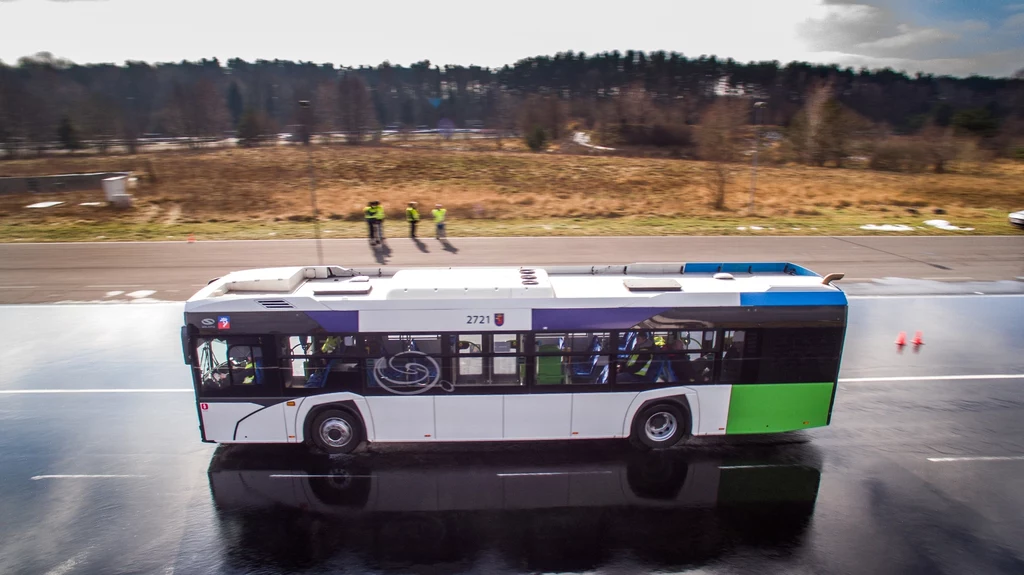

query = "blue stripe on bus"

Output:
[[533, 308, 670, 331], [740, 292, 847, 307], [306, 310, 359, 332], [683, 262, 818, 276]]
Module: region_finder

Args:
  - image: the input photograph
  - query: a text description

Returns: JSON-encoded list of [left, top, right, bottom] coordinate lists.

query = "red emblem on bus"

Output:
[[200, 403, 209, 410], [217, 316, 231, 330], [494, 313, 505, 326]]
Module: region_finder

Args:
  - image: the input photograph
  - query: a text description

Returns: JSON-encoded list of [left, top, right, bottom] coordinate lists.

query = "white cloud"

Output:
[[960, 20, 989, 32], [0, 0, 1019, 76], [1004, 12, 1024, 28], [855, 24, 958, 51]]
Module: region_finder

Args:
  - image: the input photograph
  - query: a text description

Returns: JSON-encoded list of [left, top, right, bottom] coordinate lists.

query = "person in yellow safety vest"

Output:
[[654, 335, 666, 348], [406, 201, 420, 239], [618, 332, 654, 383], [372, 201, 386, 243], [363, 201, 378, 245], [241, 353, 257, 384], [432, 203, 447, 239], [321, 336, 342, 354]]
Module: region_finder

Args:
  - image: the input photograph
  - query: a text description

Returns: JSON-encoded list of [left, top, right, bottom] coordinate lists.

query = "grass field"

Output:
[[1, 144, 1022, 241]]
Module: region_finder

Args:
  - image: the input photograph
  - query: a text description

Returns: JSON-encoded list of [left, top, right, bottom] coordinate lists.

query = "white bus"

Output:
[[181, 262, 848, 454]]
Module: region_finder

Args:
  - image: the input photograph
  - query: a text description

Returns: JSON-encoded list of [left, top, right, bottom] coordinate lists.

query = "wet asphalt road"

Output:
[[1, 295, 1024, 574]]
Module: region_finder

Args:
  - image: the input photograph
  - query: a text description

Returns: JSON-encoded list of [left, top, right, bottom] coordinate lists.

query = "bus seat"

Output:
[[640, 358, 665, 384], [305, 362, 332, 388], [536, 344, 564, 385]]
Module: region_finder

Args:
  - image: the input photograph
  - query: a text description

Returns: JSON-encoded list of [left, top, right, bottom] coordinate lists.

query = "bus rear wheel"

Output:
[[309, 409, 363, 455], [631, 403, 686, 450]]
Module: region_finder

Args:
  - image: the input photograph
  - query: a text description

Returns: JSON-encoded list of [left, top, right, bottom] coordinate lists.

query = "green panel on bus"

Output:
[[725, 382, 834, 434]]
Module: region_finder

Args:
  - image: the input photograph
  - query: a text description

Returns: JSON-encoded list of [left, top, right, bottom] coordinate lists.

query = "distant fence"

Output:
[[0, 172, 132, 195]]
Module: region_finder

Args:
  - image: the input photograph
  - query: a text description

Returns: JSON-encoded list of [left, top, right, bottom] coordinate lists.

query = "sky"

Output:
[[0, 0, 1022, 77]]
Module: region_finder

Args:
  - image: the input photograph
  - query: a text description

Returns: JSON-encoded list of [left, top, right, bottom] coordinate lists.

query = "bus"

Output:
[[180, 262, 848, 454]]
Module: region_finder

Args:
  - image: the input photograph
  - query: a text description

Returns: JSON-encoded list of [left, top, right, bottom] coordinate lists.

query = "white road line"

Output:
[[718, 464, 796, 470], [922, 276, 974, 281], [0, 285, 39, 289], [927, 456, 1024, 463], [495, 471, 614, 477], [31, 474, 148, 480], [0, 388, 193, 395], [849, 294, 1024, 299], [84, 284, 143, 288], [270, 474, 375, 479], [839, 374, 1024, 383]]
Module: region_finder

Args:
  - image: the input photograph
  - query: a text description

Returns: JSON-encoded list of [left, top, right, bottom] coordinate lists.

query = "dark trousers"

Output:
[[366, 220, 376, 242], [409, 220, 418, 238]]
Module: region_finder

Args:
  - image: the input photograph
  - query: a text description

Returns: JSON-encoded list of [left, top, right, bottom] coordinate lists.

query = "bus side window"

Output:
[[720, 330, 745, 383], [196, 338, 261, 390]]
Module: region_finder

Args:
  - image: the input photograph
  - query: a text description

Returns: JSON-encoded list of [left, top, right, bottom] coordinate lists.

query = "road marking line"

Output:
[[270, 474, 375, 478], [718, 464, 796, 469], [927, 456, 1024, 463], [31, 474, 148, 480], [495, 471, 614, 477], [0, 388, 193, 394], [839, 374, 1024, 383], [849, 294, 1024, 299], [922, 276, 974, 281], [84, 284, 143, 288], [0, 285, 39, 289]]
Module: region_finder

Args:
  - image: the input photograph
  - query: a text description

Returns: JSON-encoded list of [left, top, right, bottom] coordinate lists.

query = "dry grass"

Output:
[[1, 144, 1022, 241]]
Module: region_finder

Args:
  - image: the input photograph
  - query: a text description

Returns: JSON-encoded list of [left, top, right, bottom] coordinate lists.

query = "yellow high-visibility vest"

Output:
[[626, 353, 652, 377], [321, 336, 341, 354], [432, 208, 447, 223], [406, 207, 420, 222], [242, 361, 256, 384], [363, 206, 375, 220]]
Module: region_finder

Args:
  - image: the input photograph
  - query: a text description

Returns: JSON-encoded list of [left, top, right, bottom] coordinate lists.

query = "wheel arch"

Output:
[[622, 391, 695, 439], [301, 399, 368, 445]]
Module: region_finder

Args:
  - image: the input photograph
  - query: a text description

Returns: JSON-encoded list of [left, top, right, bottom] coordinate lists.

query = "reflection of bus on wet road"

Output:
[[203, 443, 822, 573], [181, 262, 848, 453]]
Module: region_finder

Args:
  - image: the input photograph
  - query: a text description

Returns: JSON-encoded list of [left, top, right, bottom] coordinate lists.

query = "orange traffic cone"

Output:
[[911, 331, 924, 346], [187, 233, 195, 244], [895, 331, 906, 346]]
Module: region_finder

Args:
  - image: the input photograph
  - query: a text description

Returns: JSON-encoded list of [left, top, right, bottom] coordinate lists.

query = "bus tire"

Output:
[[630, 403, 686, 450], [309, 409, 363, 455]]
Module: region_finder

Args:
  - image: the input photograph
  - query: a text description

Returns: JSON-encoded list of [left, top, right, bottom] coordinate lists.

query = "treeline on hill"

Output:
[[1, 50, 1022, 170]]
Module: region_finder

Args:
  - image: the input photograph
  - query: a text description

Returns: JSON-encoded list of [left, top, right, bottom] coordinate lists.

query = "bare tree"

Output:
[[314, 81, 338, 144], [337, 72, 374, 144], [918, 122, 957, 173], [169, 79, 228, 148], [696, 98, 746, 210]]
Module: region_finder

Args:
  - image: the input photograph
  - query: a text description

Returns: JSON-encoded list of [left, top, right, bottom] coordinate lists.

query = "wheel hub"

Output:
[[320, 418, 353, 448], [644, 412, 678, 442]]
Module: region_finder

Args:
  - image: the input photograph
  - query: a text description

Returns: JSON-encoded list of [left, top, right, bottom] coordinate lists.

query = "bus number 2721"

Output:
[[466, 315, 491, 324]]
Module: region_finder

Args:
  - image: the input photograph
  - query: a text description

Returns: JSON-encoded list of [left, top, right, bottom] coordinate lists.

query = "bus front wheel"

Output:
[[630, 403, 686, 450], [309, 409, 363, 455]]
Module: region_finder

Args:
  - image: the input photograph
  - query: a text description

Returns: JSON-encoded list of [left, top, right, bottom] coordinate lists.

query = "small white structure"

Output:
[[102, 176, 133, 208]]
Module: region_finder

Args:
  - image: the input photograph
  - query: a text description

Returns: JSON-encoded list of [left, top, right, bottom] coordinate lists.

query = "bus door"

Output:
[[433, 334, 508, 440], [193, 336, 287, 443]]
